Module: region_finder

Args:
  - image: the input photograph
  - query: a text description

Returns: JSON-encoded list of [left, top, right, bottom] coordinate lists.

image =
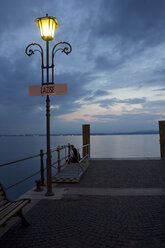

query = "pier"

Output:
[[1, 158, 165, 247], [1, 124, 165, 247]]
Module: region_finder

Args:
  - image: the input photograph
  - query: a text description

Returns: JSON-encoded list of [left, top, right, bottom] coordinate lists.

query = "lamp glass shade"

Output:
[[35, 15, 59, 41]]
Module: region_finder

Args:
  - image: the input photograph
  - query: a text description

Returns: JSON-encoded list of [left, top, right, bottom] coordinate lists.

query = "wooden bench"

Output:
[[0, 183, 31, 227]]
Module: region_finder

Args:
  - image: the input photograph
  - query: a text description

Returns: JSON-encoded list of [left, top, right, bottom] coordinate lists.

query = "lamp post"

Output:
[[25, 14, 72, 196]]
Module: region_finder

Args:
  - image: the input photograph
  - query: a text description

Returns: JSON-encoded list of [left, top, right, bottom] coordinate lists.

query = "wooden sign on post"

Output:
[[29, 84, 67, 96]]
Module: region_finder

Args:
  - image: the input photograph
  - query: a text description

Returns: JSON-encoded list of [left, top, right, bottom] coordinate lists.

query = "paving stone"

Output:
[[1, 159, 165, 247]]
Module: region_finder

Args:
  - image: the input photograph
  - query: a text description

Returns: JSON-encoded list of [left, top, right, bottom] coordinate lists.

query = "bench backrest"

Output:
[[0, 184, 8, 207]]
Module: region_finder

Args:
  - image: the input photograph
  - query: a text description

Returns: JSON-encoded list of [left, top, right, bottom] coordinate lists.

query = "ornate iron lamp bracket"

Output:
[[25, 41, 72, 84], [25, 43, 44, 84], [51, 41, 72, 83]]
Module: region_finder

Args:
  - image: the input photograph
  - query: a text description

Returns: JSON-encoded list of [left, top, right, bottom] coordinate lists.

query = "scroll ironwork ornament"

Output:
[[25, 43, 44, 84], [25, 41, 72, 84], [52, 41, 72, 83], [25, 42, 44, 58], [52, 41, 72, 58]]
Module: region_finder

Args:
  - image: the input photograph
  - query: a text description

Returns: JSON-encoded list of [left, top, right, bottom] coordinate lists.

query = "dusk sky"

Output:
[[1, 0, 165, 134]]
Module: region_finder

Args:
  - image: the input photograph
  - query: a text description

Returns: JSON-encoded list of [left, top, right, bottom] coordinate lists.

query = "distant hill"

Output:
[[0, 130, 159, 136], [91, 131, 159, 135]]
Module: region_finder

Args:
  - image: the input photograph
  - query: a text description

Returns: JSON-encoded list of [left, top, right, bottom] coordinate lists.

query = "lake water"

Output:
[[0, 134, 160, 200]]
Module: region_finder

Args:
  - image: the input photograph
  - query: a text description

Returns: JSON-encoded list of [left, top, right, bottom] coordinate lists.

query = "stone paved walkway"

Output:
[[57, 159, 165, 188], [0, 159, 165, 248], [0, 196, 165, 248]]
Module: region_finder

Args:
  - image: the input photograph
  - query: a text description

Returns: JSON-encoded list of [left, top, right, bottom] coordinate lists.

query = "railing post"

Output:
[[68, 143, 71, 164], [65, 146, 67, 165], [159, 121, 165, 158], [78, 162, 80, 177], [40, 149, 45, 186], [57, 146, 61, 172]]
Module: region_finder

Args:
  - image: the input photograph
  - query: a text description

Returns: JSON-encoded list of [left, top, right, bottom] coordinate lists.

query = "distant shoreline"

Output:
[[0, 131, 159, 137]]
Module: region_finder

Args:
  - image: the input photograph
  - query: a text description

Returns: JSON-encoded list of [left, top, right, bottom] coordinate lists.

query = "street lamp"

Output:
[[35, 15, 59, 41], [25, 14, 72, 196]]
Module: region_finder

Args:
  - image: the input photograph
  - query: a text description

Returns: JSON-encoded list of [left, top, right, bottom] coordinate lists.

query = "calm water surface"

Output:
[[0, 134, 160, 200], [91, 134, 160, 158]]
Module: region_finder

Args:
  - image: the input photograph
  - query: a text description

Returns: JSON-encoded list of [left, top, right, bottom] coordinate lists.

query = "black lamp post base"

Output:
[[45, 192, 54, 197]]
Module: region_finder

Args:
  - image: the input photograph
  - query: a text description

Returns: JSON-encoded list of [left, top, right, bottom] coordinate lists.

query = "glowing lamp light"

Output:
[[35, 14, 59, 41]]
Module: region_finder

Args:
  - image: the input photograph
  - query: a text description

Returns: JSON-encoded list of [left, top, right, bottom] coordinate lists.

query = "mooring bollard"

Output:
[[34, 180, 43, 191], [82, 124, 90, 158]]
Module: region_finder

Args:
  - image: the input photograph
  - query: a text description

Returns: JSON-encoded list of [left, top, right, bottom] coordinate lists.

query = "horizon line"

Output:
[[0, 131, 159, 136]]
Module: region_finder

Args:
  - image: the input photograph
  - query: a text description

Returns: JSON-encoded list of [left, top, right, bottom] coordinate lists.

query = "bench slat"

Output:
[[0, 200, 30, 226], [0, 183, 31, 227], [0, 200, 30, 220], [0, 202, 11, 212], [0, 201, 23, 218], [0, 192, 6, 201], [0, 184, 7, 201], [0, 200, 8, 207]]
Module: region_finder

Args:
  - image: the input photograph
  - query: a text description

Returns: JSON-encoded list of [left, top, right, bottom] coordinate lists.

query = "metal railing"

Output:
[[53, 144, 90, 176], [77, 144, 90, 177], [0, 143, 90, 192], [0, 150, 46, 191], [51, 145, 70, 172]]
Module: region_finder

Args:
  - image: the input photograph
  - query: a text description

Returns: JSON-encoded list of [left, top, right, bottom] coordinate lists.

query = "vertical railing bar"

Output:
[[78, 147, 81, 178], [40, 149, 45, 186], [68, 143, 71, 164], [65, 146, 66, 165], [57, 146, 61, 173], [78, 158, 80, 178]]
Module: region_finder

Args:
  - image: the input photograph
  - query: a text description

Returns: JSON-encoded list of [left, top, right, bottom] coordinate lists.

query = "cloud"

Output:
[[94, 55, 121, 72], [153, 88, 165, 92], [119, 98, 146, 104], [92, 112, 162, 121], [95, 97, 146, 108], [93, 89, 110, 97], [145, 100, 165, 108], [83, 89, 110, 102], [93, 0, 165, 45]]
